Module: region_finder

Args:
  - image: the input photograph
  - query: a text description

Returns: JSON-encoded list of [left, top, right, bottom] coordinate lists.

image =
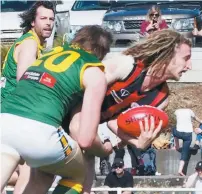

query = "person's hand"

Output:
[[194, 127, 202, 134], [192, 28, 199, 36], [103, 141, 113, 155], [136, 116, 163, 149], [146, 22, 155, 32], [153, 22, 160, 30]]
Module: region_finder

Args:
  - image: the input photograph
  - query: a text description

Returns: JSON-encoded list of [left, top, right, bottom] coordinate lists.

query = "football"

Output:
[[117, 106, 169, 137]]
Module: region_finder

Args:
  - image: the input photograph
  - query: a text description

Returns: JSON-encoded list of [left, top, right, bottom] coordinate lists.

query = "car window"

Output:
[[72, 0, 111, 11], [1, 0, 35, 12]]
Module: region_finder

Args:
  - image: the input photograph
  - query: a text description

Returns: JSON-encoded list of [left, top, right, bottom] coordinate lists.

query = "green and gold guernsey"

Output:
[[1, 30, 43, 101], [1, 43, 104, 127]]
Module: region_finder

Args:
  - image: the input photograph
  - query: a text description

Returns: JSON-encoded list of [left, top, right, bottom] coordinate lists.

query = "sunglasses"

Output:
[[114, 164, 124, 169], [150, 13, 159, 17]]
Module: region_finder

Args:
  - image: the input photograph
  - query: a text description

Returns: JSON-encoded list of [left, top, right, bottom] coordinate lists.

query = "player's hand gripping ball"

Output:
[[117, 105, 169, 137]]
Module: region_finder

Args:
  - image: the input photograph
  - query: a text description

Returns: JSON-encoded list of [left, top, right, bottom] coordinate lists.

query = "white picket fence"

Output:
[[5, 187, 202, 193]]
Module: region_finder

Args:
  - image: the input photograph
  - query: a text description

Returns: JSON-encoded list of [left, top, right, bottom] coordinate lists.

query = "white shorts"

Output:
[[1, 113, 76, 168]]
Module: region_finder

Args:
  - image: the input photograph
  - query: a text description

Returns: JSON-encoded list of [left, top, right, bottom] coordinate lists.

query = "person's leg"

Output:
[[178, 132, 192, 176], [174, 137, 180, 150], [7, 170, 19, 186], [39, 138, 86, 194], [192, 134, 200, 150], [1, 144, 21, 192], [127, 145, 142, 169], [13, 163, 31, 194], [172, 127, 180, 150], [178, 160, 185, 176], [22, 168, 54, 194], [53, 139, 113, 194], [80, 155, 95, 194], [20, 139, 86, 194], [52, 154, 91, 194]]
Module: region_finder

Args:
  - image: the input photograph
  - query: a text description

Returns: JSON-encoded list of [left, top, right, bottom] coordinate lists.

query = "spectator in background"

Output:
[[140, 5, 168, 37], [104, 158, 133, 194], [185, 161, 202, 193], [192, 123, 202, 151], [173, 108, 202, 176], [192, 14, 202, 36]]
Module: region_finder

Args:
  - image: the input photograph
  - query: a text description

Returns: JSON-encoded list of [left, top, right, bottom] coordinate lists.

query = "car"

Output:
[[1, 0, 36, 45], [56, 0, 112, 42], [102, 1, 202, 47]]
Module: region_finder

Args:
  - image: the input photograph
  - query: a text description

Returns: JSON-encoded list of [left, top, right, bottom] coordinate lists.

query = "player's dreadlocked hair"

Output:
[[123, 29, 191, 78], [19, 1, 55, 34]]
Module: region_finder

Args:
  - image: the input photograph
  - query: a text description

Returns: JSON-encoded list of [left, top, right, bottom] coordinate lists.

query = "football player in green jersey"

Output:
[[1, 25, 113, 194], [1, 2, 55, 193], [1, 1, 55, 101]]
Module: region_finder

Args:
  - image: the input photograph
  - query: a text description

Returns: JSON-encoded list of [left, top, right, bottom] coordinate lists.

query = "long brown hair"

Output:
[[123, 29, 191, 77], [71, 25, 113, 60], [19, 1, 55, 34]]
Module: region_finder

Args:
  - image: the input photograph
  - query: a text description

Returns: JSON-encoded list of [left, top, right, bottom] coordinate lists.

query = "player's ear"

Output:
[[31, 21, 35, 27]]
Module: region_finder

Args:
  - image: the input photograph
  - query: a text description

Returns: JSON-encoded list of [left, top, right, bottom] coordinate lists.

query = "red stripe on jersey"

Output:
[[150, 83, 169, 107], [106, 60, 144, 95]]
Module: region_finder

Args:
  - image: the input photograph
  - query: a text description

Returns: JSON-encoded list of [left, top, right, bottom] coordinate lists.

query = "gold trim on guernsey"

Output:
[[80, 63, 105, 89], [59, 179, 83, 193], [29, 30, 43, 57], [57, 128, 72, 157]]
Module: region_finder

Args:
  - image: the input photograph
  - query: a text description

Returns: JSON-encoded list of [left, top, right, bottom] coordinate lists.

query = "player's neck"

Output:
[[141, 73, 167, 92], [31, 28, 45, 45]]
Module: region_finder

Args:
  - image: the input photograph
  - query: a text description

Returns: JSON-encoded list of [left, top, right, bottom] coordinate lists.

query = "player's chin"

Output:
[[42, 32, 52, 38], [171, 74, 180, 81]]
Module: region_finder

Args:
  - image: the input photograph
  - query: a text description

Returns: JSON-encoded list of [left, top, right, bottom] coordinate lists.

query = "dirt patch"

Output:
[[165, 83, 202, 131]]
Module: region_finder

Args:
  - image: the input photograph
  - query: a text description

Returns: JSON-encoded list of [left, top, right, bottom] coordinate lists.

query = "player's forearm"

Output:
[[84, 134, 112, 157], [78, 68, 107, 149]]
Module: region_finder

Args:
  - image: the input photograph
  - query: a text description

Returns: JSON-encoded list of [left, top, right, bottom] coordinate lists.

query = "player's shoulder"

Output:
[[103, 53, 134, 68], [19, 38, 38, 51], [22, 38, 37, 45]]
